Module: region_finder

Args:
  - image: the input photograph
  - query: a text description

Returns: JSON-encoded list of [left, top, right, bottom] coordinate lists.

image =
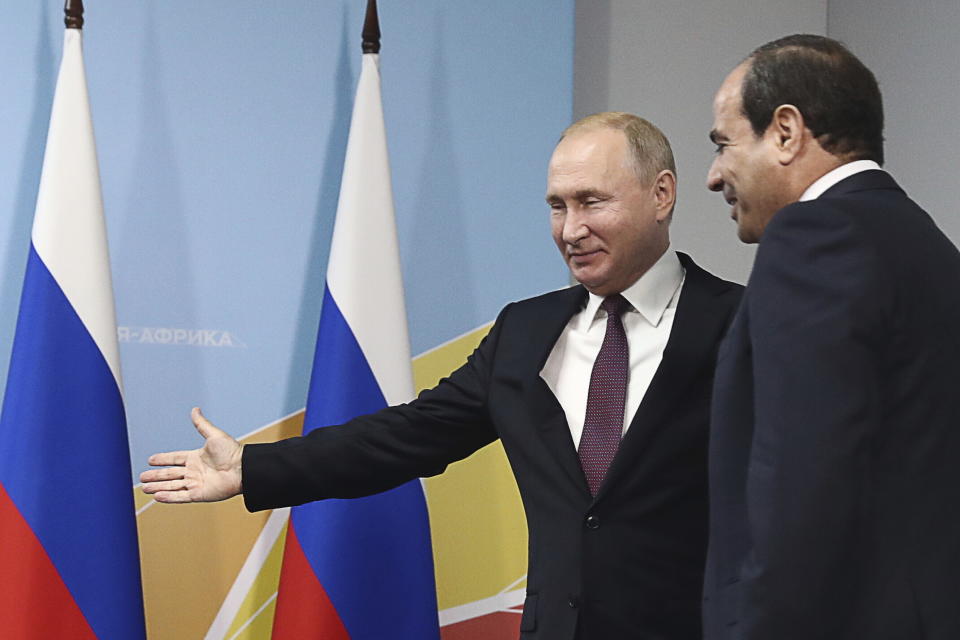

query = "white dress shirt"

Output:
[[800, 160, 882, 201], [540, 250, 685, 448]]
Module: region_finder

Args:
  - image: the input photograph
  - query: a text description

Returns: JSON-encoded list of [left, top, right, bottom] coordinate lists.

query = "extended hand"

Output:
[[140, 407, 243, 503]]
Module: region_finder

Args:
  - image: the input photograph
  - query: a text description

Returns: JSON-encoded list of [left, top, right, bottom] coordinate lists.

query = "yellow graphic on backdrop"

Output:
[[137, 322, 528, 639]]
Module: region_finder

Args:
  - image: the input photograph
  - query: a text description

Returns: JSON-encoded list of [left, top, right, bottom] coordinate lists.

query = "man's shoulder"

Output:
[[504, 284, 587, 315], [677, 251, 744, 300], [481, 286, 584, 349], [765, 180, 918, 251], [770, 170, 911, 232]]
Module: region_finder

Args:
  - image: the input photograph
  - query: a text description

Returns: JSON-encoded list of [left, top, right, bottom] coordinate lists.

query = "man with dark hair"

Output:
[[704, 34, 960, 639], [741, 34, 884, 164], [143, 113, 742, 639]]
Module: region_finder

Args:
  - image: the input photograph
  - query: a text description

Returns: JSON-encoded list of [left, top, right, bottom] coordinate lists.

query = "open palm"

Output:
[[140, 407, 243, 503]]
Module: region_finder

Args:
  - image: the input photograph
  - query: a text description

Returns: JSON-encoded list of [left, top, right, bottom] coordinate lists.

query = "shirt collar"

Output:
[[800, 160, 882, 201], [580, 249, 685, 329]]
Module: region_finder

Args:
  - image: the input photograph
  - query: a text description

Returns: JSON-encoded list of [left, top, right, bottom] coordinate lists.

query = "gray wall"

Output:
[[574, 1, 827, 283], [575, 1, 960, 284], [829, 0, 960, 243]]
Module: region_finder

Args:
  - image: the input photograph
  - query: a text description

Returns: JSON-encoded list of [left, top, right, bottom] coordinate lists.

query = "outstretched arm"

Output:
[[140, 407, 243, 503]]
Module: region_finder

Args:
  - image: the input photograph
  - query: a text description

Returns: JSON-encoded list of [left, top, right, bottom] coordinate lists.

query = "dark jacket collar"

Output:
[[527, 252, 740, 501], [819, 168, 904, 199]]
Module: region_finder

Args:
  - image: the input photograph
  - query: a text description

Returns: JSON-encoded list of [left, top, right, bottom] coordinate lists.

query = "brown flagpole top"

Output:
[[361, 0, 381, 54], [64, 0, 84, 29]]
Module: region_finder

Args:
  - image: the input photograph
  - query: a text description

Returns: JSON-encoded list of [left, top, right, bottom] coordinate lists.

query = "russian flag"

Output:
[[270, 32, 440, 640], [0, 27, 146, 640]]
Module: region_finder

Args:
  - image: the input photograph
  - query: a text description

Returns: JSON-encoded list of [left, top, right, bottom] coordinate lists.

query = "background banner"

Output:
[[0, 1, 573, 638]]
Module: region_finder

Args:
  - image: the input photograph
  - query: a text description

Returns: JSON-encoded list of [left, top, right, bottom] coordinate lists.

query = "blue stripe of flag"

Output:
[[292, 286, 439, 638], [0, 245, 145, 639]]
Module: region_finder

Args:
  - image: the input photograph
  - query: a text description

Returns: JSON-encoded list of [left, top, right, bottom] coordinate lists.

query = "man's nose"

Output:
[[562, 209, 589, 245], [706, 158, 724, 192]]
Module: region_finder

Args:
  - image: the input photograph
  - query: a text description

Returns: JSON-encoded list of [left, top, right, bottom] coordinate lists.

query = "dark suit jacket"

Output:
[[244, 252, 741, 640], [704, 171, 960, 639]]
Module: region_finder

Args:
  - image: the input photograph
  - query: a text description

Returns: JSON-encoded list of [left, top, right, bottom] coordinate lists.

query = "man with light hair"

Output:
[[563, 111, 678, 182], [144, 112, 742, 638]]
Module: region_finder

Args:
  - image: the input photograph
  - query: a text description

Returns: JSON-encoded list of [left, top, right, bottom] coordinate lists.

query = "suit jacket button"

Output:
[[585, 514, 600, 530], [568, 596, 580, 608]]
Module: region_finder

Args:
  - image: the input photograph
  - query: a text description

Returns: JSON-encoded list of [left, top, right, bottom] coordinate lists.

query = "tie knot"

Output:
[[601, 294, 629, 319]]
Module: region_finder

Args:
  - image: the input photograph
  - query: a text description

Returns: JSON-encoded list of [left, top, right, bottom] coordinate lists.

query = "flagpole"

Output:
[[64, 0, 84, 29], [362, 0, 381, 54]]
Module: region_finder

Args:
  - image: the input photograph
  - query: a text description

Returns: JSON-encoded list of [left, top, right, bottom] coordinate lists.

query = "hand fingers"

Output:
[[191, 406, 225, 440], [140, 467, 185, 483], [147, 450, 192, 467], [152, 490, 198, 504], [141, 479, 189, 494]]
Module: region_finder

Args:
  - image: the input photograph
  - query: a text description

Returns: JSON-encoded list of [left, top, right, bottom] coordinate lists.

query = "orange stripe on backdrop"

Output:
[[271, 524, 350, 640], [441, 609, 523, 640], [135, 413, 303, 640], [0, 482, 97, 639]]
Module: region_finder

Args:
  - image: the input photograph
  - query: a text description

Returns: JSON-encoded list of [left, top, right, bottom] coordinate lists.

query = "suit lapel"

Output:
[[524, 285, 594, 495], [596, 253, 731, 501]]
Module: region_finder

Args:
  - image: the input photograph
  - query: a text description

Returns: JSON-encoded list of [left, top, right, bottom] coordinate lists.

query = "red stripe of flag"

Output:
[[0, 482, 97, 639], [272, 523, 351, 640]]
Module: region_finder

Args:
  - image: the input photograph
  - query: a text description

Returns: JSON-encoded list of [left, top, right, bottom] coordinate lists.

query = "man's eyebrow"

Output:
[[545, 189, 604, 203], [574, 189, 602, 199]]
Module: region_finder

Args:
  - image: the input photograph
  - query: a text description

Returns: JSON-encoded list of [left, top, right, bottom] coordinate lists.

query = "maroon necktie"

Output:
[[578, 295, 629, 496]]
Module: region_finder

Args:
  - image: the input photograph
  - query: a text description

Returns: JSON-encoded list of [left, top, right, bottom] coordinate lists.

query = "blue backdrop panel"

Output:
[[0, 0, 573, 476]]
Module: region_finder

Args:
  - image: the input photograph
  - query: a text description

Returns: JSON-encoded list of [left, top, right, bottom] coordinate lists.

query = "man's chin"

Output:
[[736, 224, 760, 244], [571, 273, 615, 296], [571, 272, 597, 291]]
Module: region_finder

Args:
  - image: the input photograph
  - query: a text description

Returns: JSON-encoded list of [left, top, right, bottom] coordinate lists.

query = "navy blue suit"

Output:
[[705, 171, 960, 639]]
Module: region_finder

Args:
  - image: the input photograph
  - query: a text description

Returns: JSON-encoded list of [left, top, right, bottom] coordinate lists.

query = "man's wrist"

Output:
[[235, 444, 244, 495]]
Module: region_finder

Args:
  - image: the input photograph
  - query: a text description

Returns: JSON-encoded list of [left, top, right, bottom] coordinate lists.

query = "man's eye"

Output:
[[584, 198, 601, 206]]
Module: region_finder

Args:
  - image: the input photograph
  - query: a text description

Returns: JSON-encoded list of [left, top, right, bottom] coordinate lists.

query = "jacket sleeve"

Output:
[[241, 305, 510, 512], [737, 202, 885, 638]]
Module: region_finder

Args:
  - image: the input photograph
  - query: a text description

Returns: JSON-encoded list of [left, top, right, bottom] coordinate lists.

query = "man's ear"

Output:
[[768, 104, 806, 165], [652, 169, 677, 223]]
